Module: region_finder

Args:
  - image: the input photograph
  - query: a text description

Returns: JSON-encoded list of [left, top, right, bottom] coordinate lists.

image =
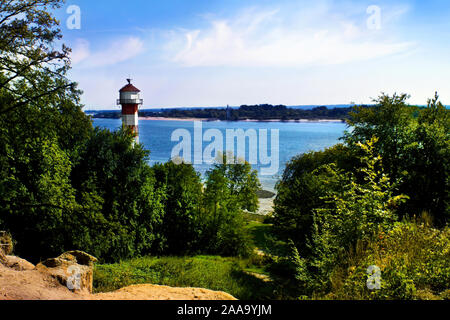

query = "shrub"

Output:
[[0, 231, 13, 255], [345, 93, 449, 226], [273, 144, 357, 252], [327, 221, 450, 300]]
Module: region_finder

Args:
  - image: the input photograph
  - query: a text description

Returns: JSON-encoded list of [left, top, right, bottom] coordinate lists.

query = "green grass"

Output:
[[246, 222, 272, 250], [246, 221, 288, 257], [93, 217, 294, 300], [242, 211, 267, 223], [94, 255, 283, 300]]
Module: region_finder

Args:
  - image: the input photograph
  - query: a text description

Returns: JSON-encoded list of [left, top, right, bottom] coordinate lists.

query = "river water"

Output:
[[93, 118, 347, 192]]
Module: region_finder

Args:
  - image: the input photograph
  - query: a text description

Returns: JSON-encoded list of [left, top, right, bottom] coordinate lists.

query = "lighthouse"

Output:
[[117, 79, 143, 144]]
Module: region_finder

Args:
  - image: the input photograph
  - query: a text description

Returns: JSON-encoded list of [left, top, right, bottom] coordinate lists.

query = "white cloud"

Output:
[[71, 37, 144, 68], [168, 6, 415, 68], [70, 38, 90, 64]]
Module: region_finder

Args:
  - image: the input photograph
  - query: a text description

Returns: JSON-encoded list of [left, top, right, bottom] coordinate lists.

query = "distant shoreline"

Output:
[[137, 116, 346, 123], [91, 104, 354, 122]]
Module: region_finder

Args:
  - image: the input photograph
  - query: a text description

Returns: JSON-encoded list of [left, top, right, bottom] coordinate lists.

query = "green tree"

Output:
[[212, 154, 261, 212], [273, 144, 357, 251], [200, 157, 260, 257], [344, 93, 449, 225], [0, 0, 93, 262], [202, 165, 253, 257], [0, 133, 77, 261], [69, 128, 165, 262], [290, 138, 407, 294], [0, 0, 75, 115], [152, 161, 203, 254]]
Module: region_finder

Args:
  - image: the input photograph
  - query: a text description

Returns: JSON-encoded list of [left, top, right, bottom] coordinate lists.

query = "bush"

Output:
[[269, 93, 449, 300], [273, 144, 357, 252], [326, 221, 450, 300], [345, 93, 449, 226], [215, 212, 253, 257], [0, 231, 13, 255], [271, 138, 408, 296]]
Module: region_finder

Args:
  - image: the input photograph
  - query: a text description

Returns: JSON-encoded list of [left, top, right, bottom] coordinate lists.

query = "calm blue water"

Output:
[[93, 119, 347, 191]]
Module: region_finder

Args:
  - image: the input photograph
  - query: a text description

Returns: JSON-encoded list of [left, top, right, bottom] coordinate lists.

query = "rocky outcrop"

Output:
[[0, 249, 6, 265], [0, 251, 237, 300], [36, 251, 97, 294], [0, 231, 13, 255], [94, 284, 237, 300], [0, 231, 13, 265], [0, 245, 237, 300], [4, 255, 35, 271]]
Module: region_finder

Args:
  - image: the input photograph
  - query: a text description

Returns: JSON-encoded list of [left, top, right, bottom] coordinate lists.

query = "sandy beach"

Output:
[[241, 119, 345, 123], [256, 197, 275, 216], [139, 117, 211, 122], [139, 116, 345, 123]]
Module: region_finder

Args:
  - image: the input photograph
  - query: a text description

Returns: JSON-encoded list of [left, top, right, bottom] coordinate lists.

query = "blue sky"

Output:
[[54, 0, 450, 109]]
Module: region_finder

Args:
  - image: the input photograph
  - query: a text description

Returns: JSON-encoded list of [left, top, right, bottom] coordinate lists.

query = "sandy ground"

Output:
[[242, 119, 344, 123], [139, 117, 344, 123], [94, 284, 236, 301], [0, 257, 236, 301], [256, 198, 275, 216], [139, 117, 210, 122]]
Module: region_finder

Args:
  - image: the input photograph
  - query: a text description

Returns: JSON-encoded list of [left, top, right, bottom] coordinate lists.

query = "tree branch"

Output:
[[0, 82, 75, 114]]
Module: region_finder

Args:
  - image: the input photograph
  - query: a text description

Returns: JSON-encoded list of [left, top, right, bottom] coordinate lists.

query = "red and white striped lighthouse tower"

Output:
[[118, 79, 143, 144]]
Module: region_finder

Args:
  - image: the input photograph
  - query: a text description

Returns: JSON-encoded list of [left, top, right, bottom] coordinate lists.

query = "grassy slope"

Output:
[[93, 218, 450, 300], [94, 255, 278, 300], [93, 216, 282, 300]]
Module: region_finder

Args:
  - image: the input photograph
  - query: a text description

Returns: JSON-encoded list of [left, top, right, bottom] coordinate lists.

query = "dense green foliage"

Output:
[[151, 160, 259, 257], [273, 144, 358, 252], [271, 93, 449, 299], [152, 162, 204, 255], [200, 160, 258, 257], [94, 104, 358, 121], [67, 128, 166, 262], [0, 0, 260, 263], [325, 220, 450, 300], [345, 93, 449, 226]]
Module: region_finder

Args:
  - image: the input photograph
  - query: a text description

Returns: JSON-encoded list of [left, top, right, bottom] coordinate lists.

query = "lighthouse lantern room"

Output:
[[117, 79, 143, 144]]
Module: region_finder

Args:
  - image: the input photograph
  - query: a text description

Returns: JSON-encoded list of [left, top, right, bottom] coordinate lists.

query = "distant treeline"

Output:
[[93, 104, 369, 121]]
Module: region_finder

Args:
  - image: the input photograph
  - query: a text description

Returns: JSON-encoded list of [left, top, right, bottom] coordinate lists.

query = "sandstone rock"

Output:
[[5, 256, 35, 271], [36, 251, 97, 294], [0, 248, 6, 266], [94, 284, 237, 300], [0, 231, 13, 266]]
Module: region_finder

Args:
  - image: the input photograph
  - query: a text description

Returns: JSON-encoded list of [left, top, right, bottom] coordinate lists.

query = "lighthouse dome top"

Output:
[[119, 79, 141, 93], [117, 79, 143, 106]]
